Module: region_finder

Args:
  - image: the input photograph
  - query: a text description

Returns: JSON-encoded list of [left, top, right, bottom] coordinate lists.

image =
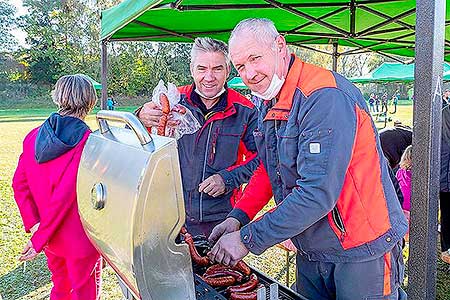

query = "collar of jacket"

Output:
[[263, 54, 337, 121], [264, 54, 303, 121], [178, 84, 238, 121]]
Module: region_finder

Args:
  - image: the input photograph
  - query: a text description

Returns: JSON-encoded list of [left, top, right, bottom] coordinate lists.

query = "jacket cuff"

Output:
[[24, 220, 39, 233], [31, 232, 46, 253], [228, 208, 250, 226], [134, 106, 143, 117], [217, 169, 236, 191], [240, 224, 265, 255]]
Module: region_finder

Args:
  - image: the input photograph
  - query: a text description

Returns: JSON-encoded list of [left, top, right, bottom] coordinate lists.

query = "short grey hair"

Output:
[[190, 37, 230, 68], [229, 18, 279, 47], [52, 74, 97, 118]]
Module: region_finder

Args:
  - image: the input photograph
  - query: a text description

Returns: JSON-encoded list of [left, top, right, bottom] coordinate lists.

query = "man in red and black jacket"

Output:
[[138, 37, 269, 237]]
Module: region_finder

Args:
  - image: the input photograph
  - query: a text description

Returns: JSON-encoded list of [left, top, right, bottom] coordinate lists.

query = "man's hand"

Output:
[[208, 217, 241, 243], [138, 101, 162, 128], [138, 102, 180, 128], [207, 231, 249, 266], [199, 174, 226, 197], [19, 240, 39, 262]]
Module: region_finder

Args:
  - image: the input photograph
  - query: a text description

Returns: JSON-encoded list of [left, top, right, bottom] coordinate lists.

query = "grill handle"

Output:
[[96, 110, 155, 152]]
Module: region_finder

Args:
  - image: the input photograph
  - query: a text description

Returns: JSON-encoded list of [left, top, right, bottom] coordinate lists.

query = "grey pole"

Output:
[[408, 0, 445, 299], [332, 42, 338, 72], [101, 40, 108, 110]]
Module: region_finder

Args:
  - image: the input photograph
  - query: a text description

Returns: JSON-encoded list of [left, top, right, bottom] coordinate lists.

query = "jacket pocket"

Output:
[[331, 206, 347, 242], [278, 133, 300, 189], [208, 126, 243, 170], [300, 128, 332, 175]]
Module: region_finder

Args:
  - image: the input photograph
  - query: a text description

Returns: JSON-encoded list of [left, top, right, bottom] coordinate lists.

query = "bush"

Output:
[[0, 82, 52, 109]]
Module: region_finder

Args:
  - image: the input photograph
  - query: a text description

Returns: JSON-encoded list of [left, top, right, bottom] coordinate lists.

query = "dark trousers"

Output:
[[440, 191, 450, 251], [295, 243, 406, 300]]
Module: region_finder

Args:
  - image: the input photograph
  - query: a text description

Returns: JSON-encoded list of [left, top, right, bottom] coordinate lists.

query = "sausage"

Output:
[[202, 275, 236, 287], [157, 93, 170, 135], [234, 260, 251, 276], [157, 114, 168, 135], [204, 264, 227, 276], [229, 291, 257, 300], [226, 274, 258, 294], [204, 269, 244, 282], [184, 233, 210, 266], [160, 93, 170, 114]]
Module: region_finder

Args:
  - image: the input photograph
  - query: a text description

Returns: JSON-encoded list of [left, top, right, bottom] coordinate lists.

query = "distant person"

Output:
[[379, 121, 413, 172], [440, 96, 450, 264], [375, 94, 380, 112], [396, 145, 412, 242], [396, 145, 412, 212], [368, 93, 375, 112], [391, 90, 399, 114], [443, 89, 450, 105], [12, 74, 102, 300], [381, 92, 388, 113], [106, 96, 116, 110]]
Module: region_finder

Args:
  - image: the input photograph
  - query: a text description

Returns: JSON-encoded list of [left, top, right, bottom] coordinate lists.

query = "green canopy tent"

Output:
[[100, 0, 450, 105], [227, 76, 248, 89], [350, 62, 450, 83], [83, 74, 102, 90]]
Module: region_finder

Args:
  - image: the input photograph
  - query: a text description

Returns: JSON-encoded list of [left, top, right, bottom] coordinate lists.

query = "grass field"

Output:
[[1, 105, 449, 300]]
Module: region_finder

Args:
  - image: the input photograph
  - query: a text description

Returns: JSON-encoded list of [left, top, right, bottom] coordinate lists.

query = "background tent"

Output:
[[82, 74, 102, 90], [227, 76, 248, 89], [350, 62, 450, 83]]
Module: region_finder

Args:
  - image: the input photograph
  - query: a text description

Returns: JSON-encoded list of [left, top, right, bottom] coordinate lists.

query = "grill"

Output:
[[77, 111, 308, 300], [194, 270, 306, 300], [191, 236, 307, 300]]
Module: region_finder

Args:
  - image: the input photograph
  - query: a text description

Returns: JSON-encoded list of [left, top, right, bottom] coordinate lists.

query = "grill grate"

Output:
[[191, 236, 308, 300]]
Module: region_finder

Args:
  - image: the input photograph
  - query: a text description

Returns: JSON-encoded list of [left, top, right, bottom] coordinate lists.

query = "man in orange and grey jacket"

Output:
[[208, 18, 408, 300]]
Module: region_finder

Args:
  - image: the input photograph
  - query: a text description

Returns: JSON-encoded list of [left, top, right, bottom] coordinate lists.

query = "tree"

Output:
[[0, 1, 18, 52]]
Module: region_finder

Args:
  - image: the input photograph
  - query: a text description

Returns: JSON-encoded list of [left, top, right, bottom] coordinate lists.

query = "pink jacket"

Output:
[[12, 114, 97, 258], [396, 168, 411, 211]]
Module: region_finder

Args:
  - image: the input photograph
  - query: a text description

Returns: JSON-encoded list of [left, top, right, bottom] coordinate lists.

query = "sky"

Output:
[[10, 0, 28, 47]]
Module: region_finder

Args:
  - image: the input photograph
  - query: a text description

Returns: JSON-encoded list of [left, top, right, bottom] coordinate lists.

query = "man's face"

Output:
[[190, 51, 229, 99], [230, 34, 286, 95]]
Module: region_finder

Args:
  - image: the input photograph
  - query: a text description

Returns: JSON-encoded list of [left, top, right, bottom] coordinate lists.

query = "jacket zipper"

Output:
[[199, 121, 214, 222], [332, 207, 346, 242]]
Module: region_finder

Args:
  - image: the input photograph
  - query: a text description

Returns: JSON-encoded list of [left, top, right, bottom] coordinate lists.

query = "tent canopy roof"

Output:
[[101, 0, 450, 61], [350, 62, 450, 83], [82, 74, 102, 89], [227, 76, 248, 89]]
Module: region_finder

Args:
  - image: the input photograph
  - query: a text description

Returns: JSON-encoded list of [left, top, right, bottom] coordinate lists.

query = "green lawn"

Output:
[[1, 105, 449, 299]]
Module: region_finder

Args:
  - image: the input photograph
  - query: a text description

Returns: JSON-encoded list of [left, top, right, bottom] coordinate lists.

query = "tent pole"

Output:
[[409, 0, 445, 299], [332, 42, 338, 71], [101, 40, 108, 110]]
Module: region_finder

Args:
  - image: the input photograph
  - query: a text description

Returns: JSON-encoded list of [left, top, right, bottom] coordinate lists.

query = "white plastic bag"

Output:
[[150, 80, 200, 139]]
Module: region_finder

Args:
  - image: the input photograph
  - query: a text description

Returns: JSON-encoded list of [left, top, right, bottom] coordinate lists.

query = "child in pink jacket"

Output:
[[396, 145, 412, 241], [12, 74, 101, 300], [396, 145, 412, 212]]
